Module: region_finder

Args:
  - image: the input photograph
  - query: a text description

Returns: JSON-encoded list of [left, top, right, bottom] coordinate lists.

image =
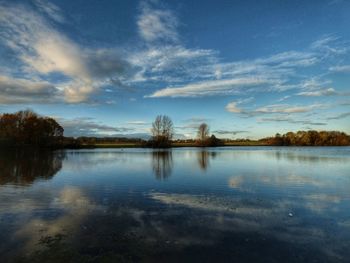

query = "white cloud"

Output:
[[142, 45, 341, 98], [254, 50, 319, 67], [225, 102, 242, 113], [22, 34, 89, 80], [297, 88, 337, 97], [277, 95, 291, 102], [200, 51, 317, 81], [62, 83, 95, 103], [236, 97, 255, 104], [310, 35, 347, 55], [0, 75, 59, 104], [147, 78, 274, 98], [226, 101, 327, 118], [255, 104, 324, 114], [137, 22, 349, 99], [137, 1, 179, 43], [126, 121, 148, 125], [299, 78, 332, 90], [0, 5, 73, 70], [213, 130, 249, 136], [329, 65, 350, 73], [258, 116, 327, 126], [130, 1, 219, 86], [58, 117, 135, 137], [0, 3, 131, 103], [127, 46, 217, 84], [176, 117, 211, 132], [311, 36, 338, 49], [183, 117, 210, 123], [0, 0, 349, 109], [33, 0, 65, 23]]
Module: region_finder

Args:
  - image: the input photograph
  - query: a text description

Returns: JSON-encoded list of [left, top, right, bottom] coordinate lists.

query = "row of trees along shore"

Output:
[[0, 111, 349, 147], [147, 115, 223, 147], [0, 110, 63, 147], [260, 131, 350, 146]]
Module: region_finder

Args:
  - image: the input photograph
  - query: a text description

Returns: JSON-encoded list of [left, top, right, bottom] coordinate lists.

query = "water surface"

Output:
[[0, 147, 349, 262]]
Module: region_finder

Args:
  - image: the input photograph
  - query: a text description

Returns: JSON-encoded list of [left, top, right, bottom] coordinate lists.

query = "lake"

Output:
[[0, 147, 349, 262]]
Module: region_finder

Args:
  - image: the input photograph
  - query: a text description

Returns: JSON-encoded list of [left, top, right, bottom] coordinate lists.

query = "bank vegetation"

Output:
[[0, 110, 349, 148]]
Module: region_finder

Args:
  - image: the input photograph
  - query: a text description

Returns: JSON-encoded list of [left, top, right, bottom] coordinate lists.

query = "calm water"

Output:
[[0, 147, 349, 262]]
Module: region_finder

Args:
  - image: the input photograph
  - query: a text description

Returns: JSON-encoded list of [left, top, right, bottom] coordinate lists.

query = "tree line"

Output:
[[148, 115, 222, 147], [0, 110, 63, 147], [0, 110, 349, 147], [260, 130, 350, 146]]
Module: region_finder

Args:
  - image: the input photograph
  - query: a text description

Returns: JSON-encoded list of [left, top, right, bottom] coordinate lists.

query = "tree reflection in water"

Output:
[[197, 150, 209, 171], [197, 150, 216, 171], [152, 150, 173, 180], [0, 149, 65, 186]]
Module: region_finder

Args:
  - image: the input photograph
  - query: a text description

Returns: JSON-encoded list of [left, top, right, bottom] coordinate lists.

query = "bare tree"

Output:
[[151, 115, 174, 147], [161, 115, 174, 141], [151, 115, 162, 138], [197, 123, 209, 141]]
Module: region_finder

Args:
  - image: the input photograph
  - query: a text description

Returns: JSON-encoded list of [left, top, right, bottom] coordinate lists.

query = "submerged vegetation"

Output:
[[0, 110, 349, 148]]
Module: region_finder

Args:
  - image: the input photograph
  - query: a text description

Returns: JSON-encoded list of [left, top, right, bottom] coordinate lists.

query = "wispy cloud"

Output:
[[143, 30, 349, 99], [0, 75, 58, 104], [127, 46, 217, 84], [137, 1, 179, 43], [298, 78, 332, 91], [277, 95, 291, 102], [144, 51, 324, 98], [33, 0, 65, 23], [213, 130, 249, 136], [236, 97, 255, 104], [297, 88, 337, 97], [0, 3, 131, 103], [329, 65, 350, 73], [58, 117, 135, 137], [147, 78, 273, 98], [226, 100, 327, 118], [258, 116, 327, 126], [255, 104, 325, 114], [126, 121, 149, 125], [183, 117, 210, 123], [0, 0, 349, 127], [310, 35, 348, 55], [326, 112, 350, 120], [128, 1, 219, 87], [176, 117, 212, 132]]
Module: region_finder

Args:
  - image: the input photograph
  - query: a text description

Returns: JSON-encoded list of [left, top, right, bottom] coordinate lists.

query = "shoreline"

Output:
[[2, 141, 350, 150]]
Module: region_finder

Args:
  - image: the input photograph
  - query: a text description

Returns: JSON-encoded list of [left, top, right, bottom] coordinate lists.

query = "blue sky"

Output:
[[0, 0, 349, 139]]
